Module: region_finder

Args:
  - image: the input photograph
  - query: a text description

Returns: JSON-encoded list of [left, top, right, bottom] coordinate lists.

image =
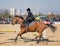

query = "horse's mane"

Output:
[[15, 15, 24, 19]]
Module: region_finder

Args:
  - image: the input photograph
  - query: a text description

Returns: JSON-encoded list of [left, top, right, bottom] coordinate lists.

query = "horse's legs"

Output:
[[15, 34, 19, 41], [15, 29, 25, 41], [15, 31, 25, 41], [20, 34, 23, 39], [36, 34, 42, 44], [35, 31, 39, 39], [35, 35, 42, 39], [19, 29, 27, 39], [35, 36, 38, 39], [36, 30, 43, 44]]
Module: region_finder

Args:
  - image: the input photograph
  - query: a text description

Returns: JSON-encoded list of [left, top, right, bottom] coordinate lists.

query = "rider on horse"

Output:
[[26, 8, 35, 26]]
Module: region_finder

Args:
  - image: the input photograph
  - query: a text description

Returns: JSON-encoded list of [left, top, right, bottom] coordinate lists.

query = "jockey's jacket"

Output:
[[26, 11, 35, 22]]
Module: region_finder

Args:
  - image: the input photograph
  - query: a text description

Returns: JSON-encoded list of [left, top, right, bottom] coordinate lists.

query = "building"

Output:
[[16, 10, 20, 16], [10, 8, 17, 16]]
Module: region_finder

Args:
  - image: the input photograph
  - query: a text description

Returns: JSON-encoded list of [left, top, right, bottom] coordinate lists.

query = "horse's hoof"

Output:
[[15, 39, 17, 42], [35, 37, 37, 39], [36, 41, 39, 44]]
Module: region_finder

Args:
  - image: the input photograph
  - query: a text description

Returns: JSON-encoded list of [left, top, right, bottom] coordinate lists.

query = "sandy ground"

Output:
[[0, 31, 60, 46], [0, 24, 60, 46]]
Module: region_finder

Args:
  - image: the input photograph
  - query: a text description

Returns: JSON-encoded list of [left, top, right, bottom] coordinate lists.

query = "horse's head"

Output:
[[12, 15, 24, 25], [12, 17, 17, 25]]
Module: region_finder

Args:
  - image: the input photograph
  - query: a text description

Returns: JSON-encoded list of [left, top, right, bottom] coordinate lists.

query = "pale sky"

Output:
[[0, 0, 60, 14]]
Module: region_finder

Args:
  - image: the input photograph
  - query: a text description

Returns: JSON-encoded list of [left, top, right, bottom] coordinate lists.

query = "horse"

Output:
[[12, 16, 56, 43]]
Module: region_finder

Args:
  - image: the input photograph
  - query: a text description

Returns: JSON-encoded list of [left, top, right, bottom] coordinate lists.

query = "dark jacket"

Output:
[[26, 11, 35, 22]]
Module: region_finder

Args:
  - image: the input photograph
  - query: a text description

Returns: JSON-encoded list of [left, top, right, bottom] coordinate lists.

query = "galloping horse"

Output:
[[12, 16, 56, 43]]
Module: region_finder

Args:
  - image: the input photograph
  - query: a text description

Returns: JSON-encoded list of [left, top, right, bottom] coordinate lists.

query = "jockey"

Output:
[[26, 8, 35, 26]]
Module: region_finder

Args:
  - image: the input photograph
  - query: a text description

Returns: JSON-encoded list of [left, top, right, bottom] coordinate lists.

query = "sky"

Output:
[[0, 0, 60, 14]]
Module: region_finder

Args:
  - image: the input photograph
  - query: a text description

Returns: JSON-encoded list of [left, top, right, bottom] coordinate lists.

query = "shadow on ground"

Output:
[[0, 33, 5, 34], [0, 37, 60, 45], [8, 37, 60, 43]]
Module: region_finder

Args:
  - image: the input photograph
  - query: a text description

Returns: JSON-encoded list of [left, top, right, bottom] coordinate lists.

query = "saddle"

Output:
[[25, 20, 40, 27], [25, 21, 35, 27]]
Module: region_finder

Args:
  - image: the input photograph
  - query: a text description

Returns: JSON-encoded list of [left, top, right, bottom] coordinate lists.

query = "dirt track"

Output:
[[0, 31, 60, 46], [0, 24, 60, 46]]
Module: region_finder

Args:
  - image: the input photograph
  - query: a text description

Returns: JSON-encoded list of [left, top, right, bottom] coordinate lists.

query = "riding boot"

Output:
[[26, 21, 29, 31]]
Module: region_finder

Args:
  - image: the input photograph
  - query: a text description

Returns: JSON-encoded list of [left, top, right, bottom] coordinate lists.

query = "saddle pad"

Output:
[[29, 21, 35, 26], [44, 21, 51, 24]]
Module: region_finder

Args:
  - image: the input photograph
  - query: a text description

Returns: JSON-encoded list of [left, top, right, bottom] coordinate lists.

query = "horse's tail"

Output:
[[47, 24, 56, 33]]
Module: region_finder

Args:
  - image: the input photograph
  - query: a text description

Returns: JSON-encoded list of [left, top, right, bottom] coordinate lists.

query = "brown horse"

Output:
[[12, 16, 56, 43]]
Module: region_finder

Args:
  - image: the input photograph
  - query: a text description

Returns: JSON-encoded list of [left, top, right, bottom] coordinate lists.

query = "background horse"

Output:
[[12, 16, 56, 43]]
